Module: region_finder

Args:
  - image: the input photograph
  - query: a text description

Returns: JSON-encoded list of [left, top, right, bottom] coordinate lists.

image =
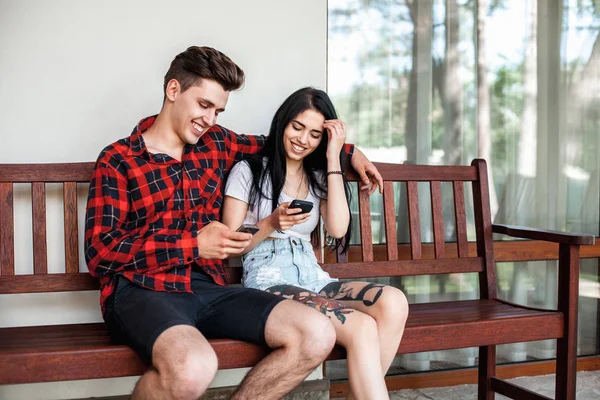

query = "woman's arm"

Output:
[[320, 120, 350, 239], [222, 197, 310, 256]]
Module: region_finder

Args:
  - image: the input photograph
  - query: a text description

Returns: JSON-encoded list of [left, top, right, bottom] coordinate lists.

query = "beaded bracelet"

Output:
[[327, 170, 344, 176]]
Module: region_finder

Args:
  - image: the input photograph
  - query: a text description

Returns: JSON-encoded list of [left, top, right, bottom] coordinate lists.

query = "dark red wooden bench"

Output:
[[0, 160, 594, 399]]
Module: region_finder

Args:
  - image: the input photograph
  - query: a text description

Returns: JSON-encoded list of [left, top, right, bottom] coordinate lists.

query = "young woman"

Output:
[[222, 87, 409, 400]]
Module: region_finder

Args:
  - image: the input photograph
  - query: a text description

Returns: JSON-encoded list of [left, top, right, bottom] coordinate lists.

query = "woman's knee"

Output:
[[374, 286, 408, 319], [340, 310, 379, 346], [372, 286, 409, 326]]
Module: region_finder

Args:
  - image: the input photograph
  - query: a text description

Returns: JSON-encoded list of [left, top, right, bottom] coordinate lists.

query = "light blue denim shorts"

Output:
[[241, 237, 338, 293]]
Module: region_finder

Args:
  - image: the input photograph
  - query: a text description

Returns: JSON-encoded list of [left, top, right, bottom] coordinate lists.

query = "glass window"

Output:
[[327, 0, 600, 378]]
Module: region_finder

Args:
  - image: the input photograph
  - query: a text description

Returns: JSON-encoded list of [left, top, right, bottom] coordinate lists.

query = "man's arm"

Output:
[[350, 147, 384, 195], [84, 162, 199, 278], [223, 128, 381, 194], [223, 127, 355, 170], [224, 129, 266, 170]]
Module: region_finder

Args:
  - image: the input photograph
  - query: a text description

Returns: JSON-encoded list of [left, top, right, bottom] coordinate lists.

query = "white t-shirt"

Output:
[[224, 160, 323, 241]]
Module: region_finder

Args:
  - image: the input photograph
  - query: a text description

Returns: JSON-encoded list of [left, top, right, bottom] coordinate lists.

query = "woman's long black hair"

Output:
[[245, 87, 352, 253]]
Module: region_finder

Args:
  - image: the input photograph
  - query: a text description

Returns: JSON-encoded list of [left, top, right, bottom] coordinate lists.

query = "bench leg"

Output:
[[555, 336, 577, 400], [555, 244, 579, 400], [478, 345, 495, 400]]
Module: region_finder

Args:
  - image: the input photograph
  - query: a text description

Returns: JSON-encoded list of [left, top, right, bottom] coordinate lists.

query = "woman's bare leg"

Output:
[[267, 285, 389, 400]]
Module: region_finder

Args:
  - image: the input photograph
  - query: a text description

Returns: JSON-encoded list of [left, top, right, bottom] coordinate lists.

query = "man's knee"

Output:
[[158, 347, 218, 400], [300, 311, 336, 362], [289, 305, 336, 363], [153, 326, 219, 399], [267, 300, 336, 362], [173, 353, 217, 399]]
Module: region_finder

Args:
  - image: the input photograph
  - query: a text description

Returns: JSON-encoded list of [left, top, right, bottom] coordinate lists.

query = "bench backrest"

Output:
[[0, 159, 496, 299], [322, 159, 496, 299]]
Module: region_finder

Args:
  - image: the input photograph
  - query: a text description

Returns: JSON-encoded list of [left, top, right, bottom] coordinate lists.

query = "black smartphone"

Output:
[[236, 224, 260, 235], [289, 199, 313, 214]]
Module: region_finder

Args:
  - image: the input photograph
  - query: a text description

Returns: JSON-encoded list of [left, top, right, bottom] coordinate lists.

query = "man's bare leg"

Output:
[[230, 299, 336, 400], [132, 325, 217, 400]]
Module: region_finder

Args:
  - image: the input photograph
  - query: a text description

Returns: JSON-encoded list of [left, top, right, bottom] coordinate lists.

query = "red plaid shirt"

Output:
[[85, 115, 354, 312]]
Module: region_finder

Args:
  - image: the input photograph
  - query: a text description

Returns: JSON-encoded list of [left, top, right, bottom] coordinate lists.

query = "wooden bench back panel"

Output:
[[453, 181, 469, 258], [406, 181, 422, 259], [430, 181, 446, 259], [358, 189, 374, 262], [0, 160, 495, 298], [0, 163, 95, 294], [382, 181, 398, 261], [32, 182, 48, 274], [325, 160, 493, 294], [63, 182, 80, 274], [0, 182, 15, 276], [470, 159, 497, 299]]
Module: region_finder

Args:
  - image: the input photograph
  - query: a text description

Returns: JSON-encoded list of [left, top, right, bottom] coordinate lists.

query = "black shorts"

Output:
[[103, 270, 285, 364]]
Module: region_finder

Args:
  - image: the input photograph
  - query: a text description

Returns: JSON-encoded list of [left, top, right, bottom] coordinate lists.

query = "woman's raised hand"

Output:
[[267, 202, 311, 232], [323, 119, 347, 159]]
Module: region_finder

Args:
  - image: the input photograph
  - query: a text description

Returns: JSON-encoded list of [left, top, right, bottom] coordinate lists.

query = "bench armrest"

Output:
[[492, 224, 595, 246]]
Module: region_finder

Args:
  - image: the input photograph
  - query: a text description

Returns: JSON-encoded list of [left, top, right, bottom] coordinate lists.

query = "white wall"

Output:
[[0, 0, 327, 398]]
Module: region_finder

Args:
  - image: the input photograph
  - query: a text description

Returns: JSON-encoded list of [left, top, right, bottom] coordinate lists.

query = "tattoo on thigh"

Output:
[[266, 285, 354, 324], [319, 282, 385, 307]]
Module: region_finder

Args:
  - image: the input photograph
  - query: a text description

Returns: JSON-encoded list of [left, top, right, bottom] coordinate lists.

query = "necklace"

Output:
[[286, 170, 305, 199]]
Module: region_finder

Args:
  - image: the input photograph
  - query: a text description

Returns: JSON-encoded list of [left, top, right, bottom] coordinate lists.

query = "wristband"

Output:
[[327, 170, 343, 176]]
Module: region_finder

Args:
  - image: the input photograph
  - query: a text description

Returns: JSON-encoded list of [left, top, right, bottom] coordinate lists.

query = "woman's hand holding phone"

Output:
[[267, 201, 311, 231]]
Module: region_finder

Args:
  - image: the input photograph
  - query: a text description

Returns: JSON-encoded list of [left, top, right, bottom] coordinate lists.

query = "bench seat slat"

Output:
[[0, 299, 563, 385]]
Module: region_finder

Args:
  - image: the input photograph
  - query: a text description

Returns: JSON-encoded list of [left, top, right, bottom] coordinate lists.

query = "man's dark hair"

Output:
[[163, 46, 245, 94]]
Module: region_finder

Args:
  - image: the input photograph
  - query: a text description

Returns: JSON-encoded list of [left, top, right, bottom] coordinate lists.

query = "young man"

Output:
[[85, 46, 383, 400]]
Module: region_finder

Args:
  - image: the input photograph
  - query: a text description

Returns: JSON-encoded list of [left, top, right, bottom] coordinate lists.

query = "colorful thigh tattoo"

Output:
[[319, 282, 385, 306], [266, 285, 354, 324]]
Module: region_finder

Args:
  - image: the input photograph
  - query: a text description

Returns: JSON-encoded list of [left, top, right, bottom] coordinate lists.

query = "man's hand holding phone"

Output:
[[236, 224, 260, 235], [267, 200, 313, 231], [196, 221, 252, 260]]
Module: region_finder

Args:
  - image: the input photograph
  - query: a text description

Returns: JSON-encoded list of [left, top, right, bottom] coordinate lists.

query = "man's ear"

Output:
[[165, 79, 180, 102]]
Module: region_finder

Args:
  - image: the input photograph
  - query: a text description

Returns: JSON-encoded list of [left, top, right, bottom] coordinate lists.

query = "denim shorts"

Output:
[[242, 237, 338, 292]]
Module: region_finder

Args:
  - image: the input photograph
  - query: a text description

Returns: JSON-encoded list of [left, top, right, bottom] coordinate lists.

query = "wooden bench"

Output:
[[0, 159, 594, 399]]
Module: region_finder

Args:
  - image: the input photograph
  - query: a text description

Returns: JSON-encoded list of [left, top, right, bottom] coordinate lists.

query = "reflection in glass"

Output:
[[327, 0, 600, 379]]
